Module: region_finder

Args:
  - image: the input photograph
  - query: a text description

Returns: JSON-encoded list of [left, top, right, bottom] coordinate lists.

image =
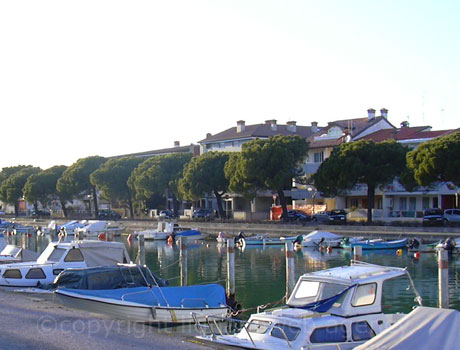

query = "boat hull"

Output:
[[55, 291, 228, 324], [343, 239, 408, 250]]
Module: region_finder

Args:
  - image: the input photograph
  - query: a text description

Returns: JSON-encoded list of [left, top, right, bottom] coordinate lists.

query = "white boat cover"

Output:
[[304, 230, 342, 240], [354, 306, 460, 350]]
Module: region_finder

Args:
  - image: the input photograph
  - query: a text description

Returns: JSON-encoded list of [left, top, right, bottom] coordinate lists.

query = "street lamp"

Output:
[[307, 187, 317, 214]]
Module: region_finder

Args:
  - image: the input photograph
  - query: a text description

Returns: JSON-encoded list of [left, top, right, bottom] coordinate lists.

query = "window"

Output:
[[310, 325, 347, 343], [64, 248, 84, 262], [409, 197, 416, 211], [47, 247, 67, 262], [422, 197, 430, 210], [352, 283, 377, 306], [433, 197, 439, 208], [399, 197, 407, 210], [294, 281, 320, 299], [314, 152, 324, 163], [352, 321, 375, 341], [3, 269, 22, 279], [247, 320, 271, 334], [53, 269, 64, 276], [271, 324, 301, 341], [25, 268, 46, 279]]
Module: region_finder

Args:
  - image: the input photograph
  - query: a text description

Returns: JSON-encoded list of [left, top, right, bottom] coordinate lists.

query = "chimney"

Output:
[[286, 121, 297, 133], [265, 119, 277, 131], [206, 133, 212, 138], [174, 141, 180, 147], [311, 121, 318, 133], [380, 108, 388, 118], [237, 120, 246, 133], [367, 108, 376, 120]]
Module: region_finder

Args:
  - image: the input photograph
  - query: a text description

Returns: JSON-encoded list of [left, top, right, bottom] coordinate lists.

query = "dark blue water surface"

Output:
[[11, 234, 460, 313]]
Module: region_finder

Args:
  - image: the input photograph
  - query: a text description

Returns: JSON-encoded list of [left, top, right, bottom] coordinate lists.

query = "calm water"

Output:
[[10, 234, 460, 313]]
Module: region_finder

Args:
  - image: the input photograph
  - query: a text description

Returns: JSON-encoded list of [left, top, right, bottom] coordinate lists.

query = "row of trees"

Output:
[[0, 135, 309, 221], [313, 132, 460, 223], [1, 132, 458, 222]]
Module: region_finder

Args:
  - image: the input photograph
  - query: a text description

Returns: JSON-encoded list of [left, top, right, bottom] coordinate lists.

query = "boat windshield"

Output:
[[37, 245, 67, 263], [288, 279, 349, 307], [247, 320, 271, 334]]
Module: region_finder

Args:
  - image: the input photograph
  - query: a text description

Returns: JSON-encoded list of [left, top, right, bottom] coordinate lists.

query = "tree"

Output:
[[179, 152, 230, 218], [128, 153, 192, 216], [0, 167, 41, 216], [23, 165, 68, 216], [313, 139, 408, 223], [224, 135, 309, 221], [407, 132, 460, 187], [56, 156, 106, 219], [90, 157, 143, 218]]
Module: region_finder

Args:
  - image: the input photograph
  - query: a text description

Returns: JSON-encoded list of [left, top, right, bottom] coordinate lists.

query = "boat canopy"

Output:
[[354, 306, 460, 350], [304, 231, 343, 240], [58, 283, 227, 308], [288, 261, 409, 317], [37, 241, 130, 266]]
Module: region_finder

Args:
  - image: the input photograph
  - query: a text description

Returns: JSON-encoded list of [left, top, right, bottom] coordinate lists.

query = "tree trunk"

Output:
[[14, 203, 19, 217], [60, 199, 68, 218], [171, 192, 179, 217], [127, 189, 134, 219], [33, 202, 39, 213], [278, 189, 289, 223], [214, 190, 226, 219], [367, 183, 375, 224], [92, 186, 99, 219]]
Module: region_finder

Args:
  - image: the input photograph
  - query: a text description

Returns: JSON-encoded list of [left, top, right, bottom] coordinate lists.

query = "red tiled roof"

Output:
[[359, 127, 455, 143]]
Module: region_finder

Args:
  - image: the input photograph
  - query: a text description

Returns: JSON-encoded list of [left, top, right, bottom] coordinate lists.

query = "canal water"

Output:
[[10, 234, 460, 314]]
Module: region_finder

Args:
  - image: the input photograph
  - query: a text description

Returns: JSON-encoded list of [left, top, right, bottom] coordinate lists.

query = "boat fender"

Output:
[[98, 232, 106, 241], [150, 307, 156, 320], [414, 251, 421, 259], [319, 246, 324, 252], [326, 246, 332, 253], [167, 235, 174, 244], [396, 249, 403, 256], [127, 234, 133, 243]]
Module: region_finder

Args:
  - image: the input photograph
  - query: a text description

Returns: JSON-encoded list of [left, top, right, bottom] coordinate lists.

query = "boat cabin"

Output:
[[0, 240, 131, 287]]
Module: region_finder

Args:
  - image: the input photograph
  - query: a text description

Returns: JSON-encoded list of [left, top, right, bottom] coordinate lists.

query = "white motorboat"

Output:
[[195, 261, 422, 350], [0, 245, 39, 264], [74, 220, 124, 238], [54, 264, 229, 324], [57, 220, 88, 236], [0, 240, 130, 287], [134, 222, 205, 241]]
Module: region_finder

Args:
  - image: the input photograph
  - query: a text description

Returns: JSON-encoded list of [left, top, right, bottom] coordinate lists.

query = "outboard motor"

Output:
[[443, 237, 456, 252], [408, 238, 421, 249]]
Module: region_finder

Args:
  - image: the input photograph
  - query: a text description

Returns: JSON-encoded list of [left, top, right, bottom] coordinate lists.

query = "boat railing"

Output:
[[181, 298, 208, 308], [192, 313, 294, 349], [121, 288, 161, 306]]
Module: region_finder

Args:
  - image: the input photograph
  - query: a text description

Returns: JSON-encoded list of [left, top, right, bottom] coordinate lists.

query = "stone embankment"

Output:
[[14, 217, 460, 241]]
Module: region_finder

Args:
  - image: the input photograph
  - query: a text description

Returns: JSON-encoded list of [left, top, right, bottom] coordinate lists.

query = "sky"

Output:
[[1, 0, 459, 170]]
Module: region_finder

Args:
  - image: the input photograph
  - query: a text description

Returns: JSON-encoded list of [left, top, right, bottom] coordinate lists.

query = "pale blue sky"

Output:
[[1, 1, 458, 170]]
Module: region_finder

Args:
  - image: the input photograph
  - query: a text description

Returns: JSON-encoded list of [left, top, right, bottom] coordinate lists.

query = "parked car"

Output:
[[159, 210, 175, 218], [31, 209, 51, 218], [312, 209, 347, 224], [329, 209, 347, 224], [281, 210, 311, 222], [422, 208, 443, 226], [98, 209, 121, 220], [443, 209, 460, 226], [192, 208, 213, 220]]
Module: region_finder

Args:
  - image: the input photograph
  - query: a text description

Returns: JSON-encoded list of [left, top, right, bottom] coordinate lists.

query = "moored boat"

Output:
[[54, 264, 229, 324], [0, 240, 130, 287], [342, 238, 408, 250], [195, 261, 422, 350]]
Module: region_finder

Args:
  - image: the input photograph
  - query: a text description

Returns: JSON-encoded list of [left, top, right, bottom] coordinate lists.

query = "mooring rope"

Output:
[[151, 258, 181, 273], [233, 297, 285, 315]]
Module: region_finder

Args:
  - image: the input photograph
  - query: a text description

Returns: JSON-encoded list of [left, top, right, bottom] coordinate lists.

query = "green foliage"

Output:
[[0, 165, 33, 187], [23, 165, 67, 206], [225, 135, 309, 197], [179, 152, 230, 201], [56, 156, 106, 199], [90, 157, 143, 201], [313, 140, 408, 195], [128, 153, 192, 201], [407, 132, 460, 187], [313, 139, 409, 223], [0, 167, 41, 205]]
